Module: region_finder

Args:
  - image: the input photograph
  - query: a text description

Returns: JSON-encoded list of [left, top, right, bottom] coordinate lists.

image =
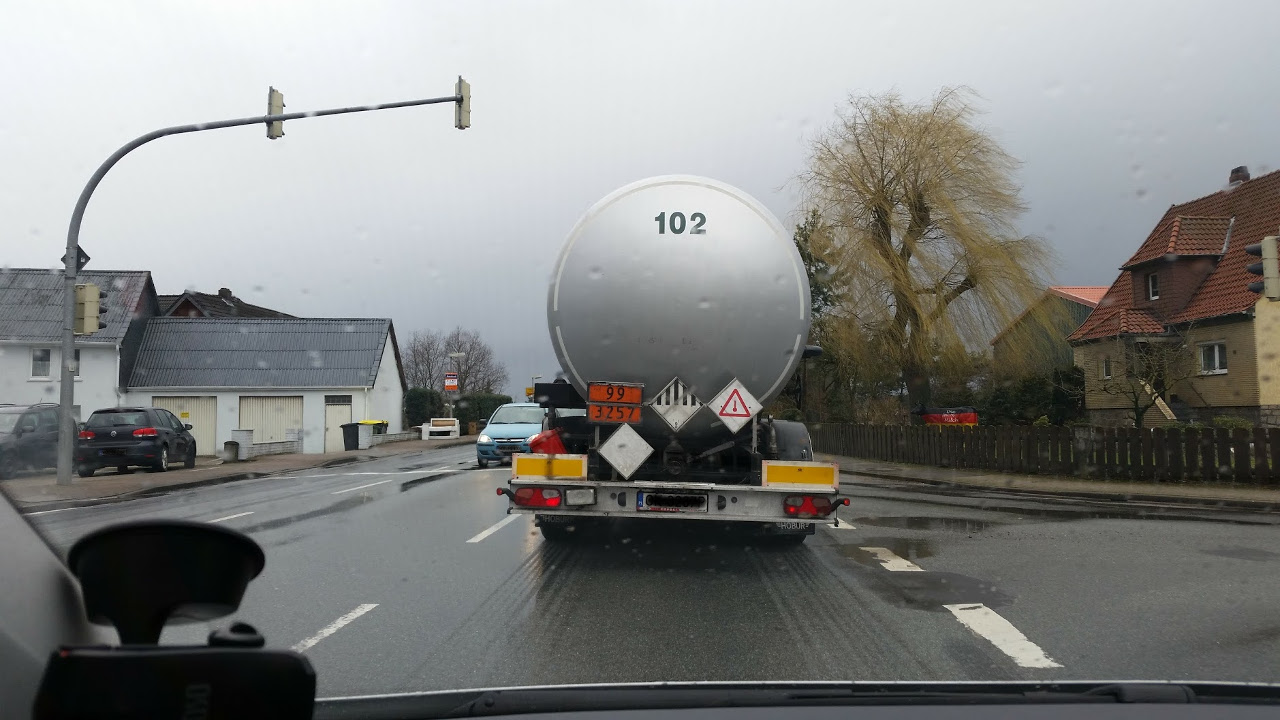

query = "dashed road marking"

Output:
[[333, 469, 453, 494], [945, 603, 1063, 668], [466, 514, 522, 543], [827, 521, 858, 530], [292, 603, 378, 653], [208, 511, 254, 523], [860, 546, 924, 571]]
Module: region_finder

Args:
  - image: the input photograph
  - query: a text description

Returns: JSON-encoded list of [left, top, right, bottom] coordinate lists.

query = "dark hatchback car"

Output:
[[0, 403, 61, 479], [75, 407, 197, 477]]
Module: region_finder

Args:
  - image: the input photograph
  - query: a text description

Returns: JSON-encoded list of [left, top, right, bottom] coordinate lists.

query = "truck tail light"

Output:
[[513, 487, 562, 508], [132, 427, 158, 437], [783, 495, 836, 519], [78, 430, 95, 440]]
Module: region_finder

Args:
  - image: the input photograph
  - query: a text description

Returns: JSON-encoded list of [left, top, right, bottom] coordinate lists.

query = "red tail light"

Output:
[[513, 487, 562, 508], [783, 495, 835, 519], [132, 427, 159, 437], [78, 430, 95, 440]]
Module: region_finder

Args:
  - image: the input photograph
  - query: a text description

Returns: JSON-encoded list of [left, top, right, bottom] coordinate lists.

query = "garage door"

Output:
[[151, 396, 217, 456], [238, 396, 304, 444]]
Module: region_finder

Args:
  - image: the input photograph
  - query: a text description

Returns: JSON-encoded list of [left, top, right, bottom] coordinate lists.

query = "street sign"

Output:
[[61, 246, 90, 272], [586, 381, 644, 425], [525, 386, 535, 397], [651, 377, 702, 432], [708, 378, 761, 434], [444, 372, 458, 392], [597, 423, 653, 479]]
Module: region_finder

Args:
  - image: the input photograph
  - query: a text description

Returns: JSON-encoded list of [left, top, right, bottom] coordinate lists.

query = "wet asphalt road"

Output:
[[23, 445, 1280, 697]]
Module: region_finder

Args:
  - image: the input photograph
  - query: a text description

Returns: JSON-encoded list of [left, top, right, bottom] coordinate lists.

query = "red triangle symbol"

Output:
[[717, 388, 752, 418]]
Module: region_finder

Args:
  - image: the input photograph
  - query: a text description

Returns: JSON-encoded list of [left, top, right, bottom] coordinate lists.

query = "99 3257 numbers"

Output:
[[588, 404, 642, 424]]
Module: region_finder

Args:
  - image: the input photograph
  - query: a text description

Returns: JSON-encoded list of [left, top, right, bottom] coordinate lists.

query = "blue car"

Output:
[[476, 403, 546, 468]]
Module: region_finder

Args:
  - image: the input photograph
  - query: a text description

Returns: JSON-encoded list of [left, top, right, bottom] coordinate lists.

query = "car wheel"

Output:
[[152, 445, 169, 473], [184, 444, 196, 469], [477, 458, 489, 468], [77, 464, 96, 478]]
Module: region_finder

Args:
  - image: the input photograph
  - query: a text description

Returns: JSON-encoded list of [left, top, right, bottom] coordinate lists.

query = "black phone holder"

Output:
[[33, 520, 315, 719]]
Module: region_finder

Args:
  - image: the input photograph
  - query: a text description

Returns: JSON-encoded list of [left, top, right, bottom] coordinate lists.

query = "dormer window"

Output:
[[1146, 273, 1159, 300]]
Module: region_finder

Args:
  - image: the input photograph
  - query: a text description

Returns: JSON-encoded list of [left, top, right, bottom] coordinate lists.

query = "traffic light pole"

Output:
[[55, 88, 466, 485]]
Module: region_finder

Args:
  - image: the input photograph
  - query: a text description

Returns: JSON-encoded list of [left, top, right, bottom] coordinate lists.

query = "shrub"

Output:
[[1032, 415, 1051, 427], [1211, 415, 1255, 431], [404, 388, 444, 428]]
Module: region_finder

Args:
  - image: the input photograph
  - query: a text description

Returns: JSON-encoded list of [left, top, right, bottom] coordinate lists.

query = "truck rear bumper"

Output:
[[501, 455, 846, 525]]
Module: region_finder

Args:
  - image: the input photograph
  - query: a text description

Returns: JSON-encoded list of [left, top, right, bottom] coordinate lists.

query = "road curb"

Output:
[[17, 438, 477, 513], [839, 467, 1280, 512]]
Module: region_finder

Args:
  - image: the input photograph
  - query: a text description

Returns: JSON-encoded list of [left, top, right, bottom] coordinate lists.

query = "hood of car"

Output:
[[481, 423, 542, 440]]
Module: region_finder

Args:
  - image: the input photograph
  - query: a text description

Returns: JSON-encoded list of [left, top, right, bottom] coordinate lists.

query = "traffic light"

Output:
[[1244, 235, 1279, 300], [74, 283, 107, 335], [454, 76, 470, 130], [266, 86, 285, 140]]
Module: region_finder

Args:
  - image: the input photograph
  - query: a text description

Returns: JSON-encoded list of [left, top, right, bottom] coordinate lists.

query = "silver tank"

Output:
[[547, 175, 811, 441]]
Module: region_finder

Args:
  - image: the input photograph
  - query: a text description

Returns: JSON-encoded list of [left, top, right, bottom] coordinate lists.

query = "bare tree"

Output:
[[400, 330, 449, 389], [1092, 330, 1200, 429], [801, 87, 1054, 413], [443, 326, 509, 394]]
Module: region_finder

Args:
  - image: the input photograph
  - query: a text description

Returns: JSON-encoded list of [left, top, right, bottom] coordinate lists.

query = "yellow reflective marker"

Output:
[[761, 461, 838, 489], [512, 453, 588, 479]]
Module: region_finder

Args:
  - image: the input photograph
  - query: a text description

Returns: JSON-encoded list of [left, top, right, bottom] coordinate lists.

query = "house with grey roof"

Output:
[[157, 287, 295, 319], [0, 269, 160, 419], [124, 318, 406, 454]]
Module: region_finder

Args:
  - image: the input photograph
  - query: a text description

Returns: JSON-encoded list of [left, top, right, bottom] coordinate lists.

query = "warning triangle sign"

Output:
[[717, 388, 752, 418]]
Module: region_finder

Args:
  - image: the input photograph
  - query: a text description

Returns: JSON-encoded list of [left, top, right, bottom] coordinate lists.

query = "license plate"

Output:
[[775, 522, 809, 531], [636, 491, 707, 513]]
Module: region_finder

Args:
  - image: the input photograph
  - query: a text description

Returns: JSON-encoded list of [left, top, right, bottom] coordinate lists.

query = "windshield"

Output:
[[487, 406, 545, 425], [4, 0, 1280, 707]]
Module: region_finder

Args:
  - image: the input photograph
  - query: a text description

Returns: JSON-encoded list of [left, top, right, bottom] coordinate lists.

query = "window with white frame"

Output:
[[1199, 342, 1227, 374], [1101, 356, 1113, 380], [31, 348, 51, 378], [73, 349, 81, 378], [1146, 272, 1160, 300]]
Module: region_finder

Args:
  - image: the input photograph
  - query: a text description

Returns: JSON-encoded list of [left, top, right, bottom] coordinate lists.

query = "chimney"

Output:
[[1229, 166, 1251, 186], [218, 287, 233, 299]]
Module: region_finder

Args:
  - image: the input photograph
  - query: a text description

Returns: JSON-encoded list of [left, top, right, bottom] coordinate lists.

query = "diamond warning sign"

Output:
[[709, 379, 761, 433], [651, 377, 702, 432]]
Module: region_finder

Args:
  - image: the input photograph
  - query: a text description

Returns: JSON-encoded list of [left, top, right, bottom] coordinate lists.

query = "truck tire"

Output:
[[538, 519, 580, 543]]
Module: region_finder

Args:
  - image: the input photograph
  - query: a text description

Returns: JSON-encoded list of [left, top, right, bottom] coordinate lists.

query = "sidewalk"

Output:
[[4, 436, 477, 511], [819, 453, 1280, 510]]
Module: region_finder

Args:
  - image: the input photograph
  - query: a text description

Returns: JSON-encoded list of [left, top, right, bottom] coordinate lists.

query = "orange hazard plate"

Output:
[[588, 404, 642, 424], [588, 382, 643, 405]]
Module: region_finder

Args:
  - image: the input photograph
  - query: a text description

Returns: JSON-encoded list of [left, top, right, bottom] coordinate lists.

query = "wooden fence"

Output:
[[808, 424, 1280, 485]]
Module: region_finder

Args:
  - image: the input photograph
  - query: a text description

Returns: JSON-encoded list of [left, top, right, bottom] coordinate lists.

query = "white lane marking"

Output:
[[466, 514, 522, 543], [331, 469, 454, 494], [208, 511, 254, 523], [860, 546, 924, 572], [945, 603, 1063, 669], [827, 522, 858, 530], [291, 603, 378, 653], [25, 506, 84, 516]]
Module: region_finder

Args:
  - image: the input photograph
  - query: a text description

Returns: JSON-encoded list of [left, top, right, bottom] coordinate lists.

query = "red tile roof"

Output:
[[1070, 169, 1280, 342], [1048, 286, 1108, 307], [1122, 215, 1234, 268]]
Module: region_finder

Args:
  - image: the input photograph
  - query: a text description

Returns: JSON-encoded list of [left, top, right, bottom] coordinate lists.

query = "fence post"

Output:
[[1165, 427, 1182, 482], [1073, 426, 1090, 477], [1268, 428, 1280, 485], [1138, 428, 1153, 481], [1253, 427, 1269, 484], [1201, 429, 1217, 483], [1184, 427, 1199, 483], [1215, 428, 1232, 481], [1232, 428, 1251, 483]]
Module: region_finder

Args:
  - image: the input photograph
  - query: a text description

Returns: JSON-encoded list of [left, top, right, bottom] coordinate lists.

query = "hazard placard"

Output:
[[708, 378, 761, 433]]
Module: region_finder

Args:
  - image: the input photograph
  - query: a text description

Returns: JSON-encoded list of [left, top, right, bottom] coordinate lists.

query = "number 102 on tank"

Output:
[[655, 211, 706, 235]]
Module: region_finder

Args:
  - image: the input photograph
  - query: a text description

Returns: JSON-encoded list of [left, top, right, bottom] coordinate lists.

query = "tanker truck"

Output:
[[498, 176, 847, 542]]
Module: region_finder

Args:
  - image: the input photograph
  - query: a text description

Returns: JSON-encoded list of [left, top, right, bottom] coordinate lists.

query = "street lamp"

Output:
[[53, 80, 472, 485], [530, 375, 543, 401]]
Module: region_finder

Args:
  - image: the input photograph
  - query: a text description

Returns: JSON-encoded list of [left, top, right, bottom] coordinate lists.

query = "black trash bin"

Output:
[[340, 422, 360, 451]]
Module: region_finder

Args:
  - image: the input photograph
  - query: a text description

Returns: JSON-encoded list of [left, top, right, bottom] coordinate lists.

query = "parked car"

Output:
[[0, 403, 61, 479], [75, 407, 197, 477], [475, 402, 546, 468]]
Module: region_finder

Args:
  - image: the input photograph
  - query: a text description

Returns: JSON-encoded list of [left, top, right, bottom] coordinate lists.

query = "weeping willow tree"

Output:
[[801, 87, 1057, 413]]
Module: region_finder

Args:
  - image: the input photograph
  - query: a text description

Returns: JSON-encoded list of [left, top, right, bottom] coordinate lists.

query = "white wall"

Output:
[[125, 387, 369, 455], [367, 339, 404, 433], [0, 343, 120, 418]]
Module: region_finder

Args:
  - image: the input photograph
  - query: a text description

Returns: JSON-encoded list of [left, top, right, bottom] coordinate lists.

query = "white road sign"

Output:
[[650, 377, 703, 432], [708, 378, 761, 434], [597, 423, 654, 480]]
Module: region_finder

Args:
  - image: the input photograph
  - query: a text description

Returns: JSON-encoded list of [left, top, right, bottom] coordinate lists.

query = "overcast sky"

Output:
[[4, 0, 1278, 398]]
